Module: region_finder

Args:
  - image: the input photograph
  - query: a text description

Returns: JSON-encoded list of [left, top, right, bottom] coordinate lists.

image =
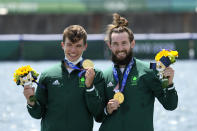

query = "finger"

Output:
[[164, 69, 171, 76], [164, 72, 170, 77], [110, 104, 119, 109], [165, 67, 174, 73], [108, 99, 119, 105], [107, 104, 117, 111], [107, 106, 113, 114], [24, 85, 31, 89], [164, 69, 174, 77], [23, 92, 32, 99], [109, 99, 118, 102], [111, 106, 119, 111], [23, 88, 31, 94], [108, 102, 116, 109], [108, 101, 114, 107], [112, 99, 120, 106], [108, 101, 119, 108], [114, 99, 120, 104], [85, 72, 91, 79], [86, 69, 93, 76], [88, 68, 95, 74]]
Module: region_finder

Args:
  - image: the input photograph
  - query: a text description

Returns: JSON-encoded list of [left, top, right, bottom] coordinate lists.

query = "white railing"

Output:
[[0, 33, 197, 41]]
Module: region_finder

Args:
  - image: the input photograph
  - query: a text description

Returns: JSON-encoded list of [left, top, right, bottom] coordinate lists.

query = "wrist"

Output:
[[85, 82, 93, 88], [86, 84, 91, 88], [168, 83, 174, 87], [27, 101, 35, 106], [86, 85, 95, 92], [167, 83, 175, 90]]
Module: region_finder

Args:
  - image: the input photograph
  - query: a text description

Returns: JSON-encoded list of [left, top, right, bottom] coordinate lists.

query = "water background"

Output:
[[0, 60, 196, 131]]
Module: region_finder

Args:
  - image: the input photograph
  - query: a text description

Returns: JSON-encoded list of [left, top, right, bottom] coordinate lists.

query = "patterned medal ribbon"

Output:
[[113, 58, 134, 104], [64, 59, 85, 77]]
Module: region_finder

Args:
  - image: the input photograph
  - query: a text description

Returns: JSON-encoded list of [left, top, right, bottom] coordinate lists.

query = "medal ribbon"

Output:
[[64, 59, 85, 77], [113, 58, 134, 92]]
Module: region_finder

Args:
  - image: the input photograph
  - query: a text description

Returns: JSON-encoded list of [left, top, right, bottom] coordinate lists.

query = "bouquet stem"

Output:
[[29, 95, 36, 102], [162, 78, 169, 88]]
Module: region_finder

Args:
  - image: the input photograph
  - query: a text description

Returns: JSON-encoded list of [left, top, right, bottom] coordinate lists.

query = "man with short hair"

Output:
[[23, 25, 104, 131]]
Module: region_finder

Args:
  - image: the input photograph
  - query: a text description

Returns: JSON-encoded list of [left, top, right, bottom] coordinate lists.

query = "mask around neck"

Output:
[[64, 55, 82, 65]]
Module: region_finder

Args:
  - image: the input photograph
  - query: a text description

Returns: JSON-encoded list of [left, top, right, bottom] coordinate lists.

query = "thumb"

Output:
[[32, 87, 35, 92]]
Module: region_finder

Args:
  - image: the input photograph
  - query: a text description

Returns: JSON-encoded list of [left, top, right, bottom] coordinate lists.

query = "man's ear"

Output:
[[61, 42, 65, 50], [106, 42, 111, 49], [84, 43, 88, 51], [131, 40, 135, 48]]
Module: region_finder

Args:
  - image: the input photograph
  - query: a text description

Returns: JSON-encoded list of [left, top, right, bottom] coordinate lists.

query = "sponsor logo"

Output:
[[52, 80, 60, 86], [107, 82, 114, 87]]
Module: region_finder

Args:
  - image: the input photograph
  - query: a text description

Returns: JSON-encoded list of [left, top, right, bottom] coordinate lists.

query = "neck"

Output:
[[119, 65, 126, 68], [64, 56, 82, 68]]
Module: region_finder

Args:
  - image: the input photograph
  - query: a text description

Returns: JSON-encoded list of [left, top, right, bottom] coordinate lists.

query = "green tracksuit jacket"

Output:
[[97, 58, 178, 131], [27, 61, 104, 131]]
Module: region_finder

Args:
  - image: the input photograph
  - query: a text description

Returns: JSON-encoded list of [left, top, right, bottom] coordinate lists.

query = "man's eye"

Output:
[[112, 43, 118, 46], [122, 42, 128, 46], [77, 45, 82, 48]]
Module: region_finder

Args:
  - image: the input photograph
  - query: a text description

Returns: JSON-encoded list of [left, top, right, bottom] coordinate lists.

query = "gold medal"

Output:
[[82, 59, 94, 69], [113, 92, 124, 104]]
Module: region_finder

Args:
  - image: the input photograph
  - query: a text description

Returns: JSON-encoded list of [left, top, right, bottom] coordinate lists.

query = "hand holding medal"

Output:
[[82, 59, 95, 88], [113, 91, 124, 104], [82, 59, 94, 69], [13, 65, 39, 102], [64, 58, 95, 88], [107, 99, 120, 114]]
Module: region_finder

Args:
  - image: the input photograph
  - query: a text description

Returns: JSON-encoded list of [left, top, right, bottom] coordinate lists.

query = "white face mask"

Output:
[[64, 55, 83, 65]]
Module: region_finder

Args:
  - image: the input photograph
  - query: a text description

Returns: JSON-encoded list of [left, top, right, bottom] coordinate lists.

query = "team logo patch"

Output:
[[131, 76, 138, 86], [79, 76, 86, 88]]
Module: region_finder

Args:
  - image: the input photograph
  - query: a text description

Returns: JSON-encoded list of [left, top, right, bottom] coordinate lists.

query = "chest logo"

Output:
[[79, 76, 86, 88], [131, 76, 138, 86], [52, 80, 60, 86], [107, 82, 114, 87]]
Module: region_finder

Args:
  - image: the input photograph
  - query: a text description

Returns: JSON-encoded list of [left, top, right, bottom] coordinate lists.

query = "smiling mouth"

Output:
[[67, 53, 79, 61], [118, 52, 125, 55], [69, 53, 77, 57], [116, 51, 127, 57]]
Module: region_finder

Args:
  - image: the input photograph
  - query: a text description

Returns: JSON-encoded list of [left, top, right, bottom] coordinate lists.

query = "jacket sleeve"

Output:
[[85, 69, 107, 122], [148, 72, 178, 111], [27, 72, 48, 119]]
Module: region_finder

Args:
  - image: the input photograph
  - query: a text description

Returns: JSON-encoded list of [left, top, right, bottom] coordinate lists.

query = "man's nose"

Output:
[[117, 44, 124, 51], [70, 46, 76, 52]]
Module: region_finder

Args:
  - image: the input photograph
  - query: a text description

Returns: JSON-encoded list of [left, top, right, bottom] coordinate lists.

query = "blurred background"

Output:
[[0, 0, 197, 131], [0, 0, 197, 60]]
